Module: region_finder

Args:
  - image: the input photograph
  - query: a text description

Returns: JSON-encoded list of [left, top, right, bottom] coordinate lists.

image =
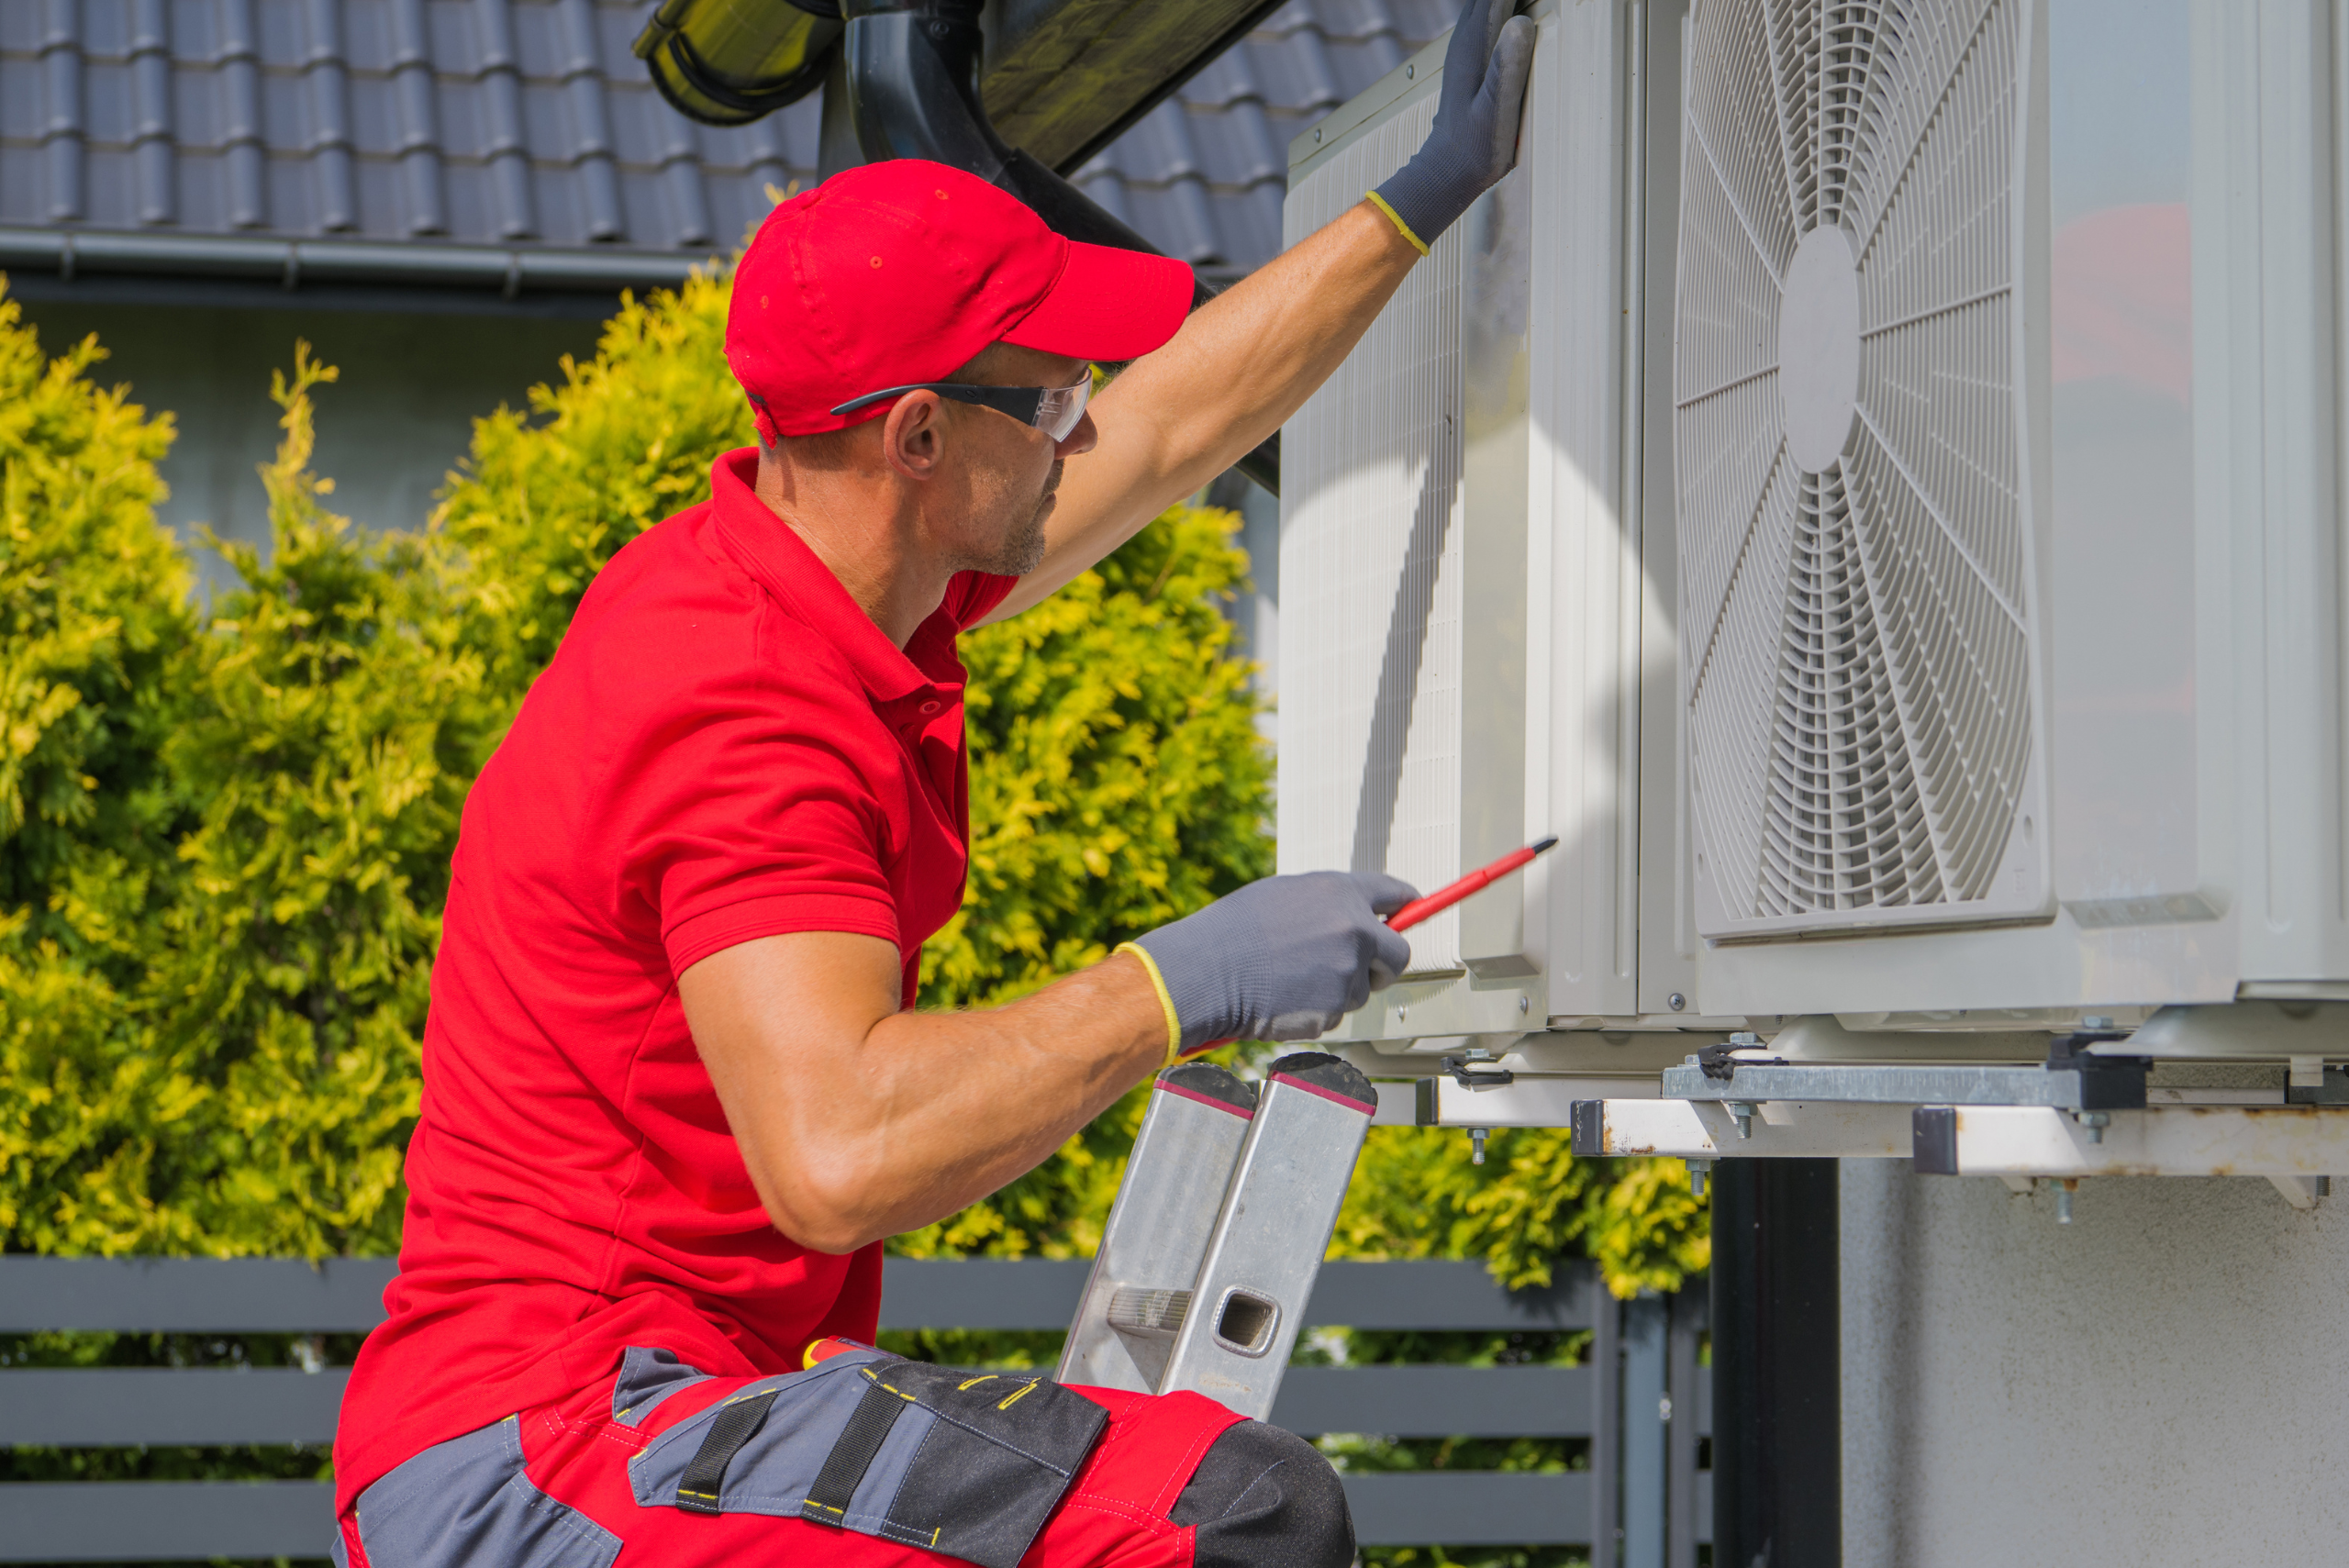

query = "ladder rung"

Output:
[[1105, 1287, 1191, 1337]]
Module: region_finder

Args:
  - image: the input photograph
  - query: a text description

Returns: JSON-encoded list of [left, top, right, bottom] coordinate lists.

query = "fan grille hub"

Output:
[[1778, 225, 1863, 472]]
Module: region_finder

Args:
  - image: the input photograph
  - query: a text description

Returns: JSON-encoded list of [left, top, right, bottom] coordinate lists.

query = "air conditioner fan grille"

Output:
[[1677, 0, 2032, 929]]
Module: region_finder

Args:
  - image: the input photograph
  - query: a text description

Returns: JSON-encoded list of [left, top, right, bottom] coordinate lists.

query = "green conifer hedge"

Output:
[[0, 271, 1700, 1302]]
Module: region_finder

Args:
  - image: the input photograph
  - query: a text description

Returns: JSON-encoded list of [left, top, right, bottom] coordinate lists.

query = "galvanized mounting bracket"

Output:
[[1569, 1096, 2349, 1182], [1659, 1035, 2149, 1112]]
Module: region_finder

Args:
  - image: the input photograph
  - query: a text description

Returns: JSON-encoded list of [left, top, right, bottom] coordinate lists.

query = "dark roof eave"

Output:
[[0, 228, 716, 297]]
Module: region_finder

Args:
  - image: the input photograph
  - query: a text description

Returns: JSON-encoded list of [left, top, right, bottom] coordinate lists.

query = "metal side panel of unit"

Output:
[[1632, 0, 1700, 1020], [2193, 0, 2349, 988], [1527, 0, 1643, 1018], [1277, 40, 1468, 981], [1283, 2, 1665, 1041]]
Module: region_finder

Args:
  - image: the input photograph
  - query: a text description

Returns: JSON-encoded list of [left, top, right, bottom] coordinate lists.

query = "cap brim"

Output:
[[999, 239, 1195, 362]]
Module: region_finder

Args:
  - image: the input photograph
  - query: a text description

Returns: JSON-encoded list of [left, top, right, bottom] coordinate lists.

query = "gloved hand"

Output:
[[1369, 0, 1537, 253], [1119, 872, 1418, 1061]]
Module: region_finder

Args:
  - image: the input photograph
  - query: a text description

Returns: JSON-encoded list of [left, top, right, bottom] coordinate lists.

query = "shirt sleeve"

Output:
[[635, 663, 906, 980]]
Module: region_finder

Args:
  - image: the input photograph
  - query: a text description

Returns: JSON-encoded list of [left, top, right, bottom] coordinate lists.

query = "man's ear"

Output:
[[878, 394, 947, 482]]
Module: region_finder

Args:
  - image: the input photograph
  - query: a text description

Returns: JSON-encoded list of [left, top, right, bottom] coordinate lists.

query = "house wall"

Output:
[[13, 292, 601, 595], [1841, 1158, 2349, 1564]]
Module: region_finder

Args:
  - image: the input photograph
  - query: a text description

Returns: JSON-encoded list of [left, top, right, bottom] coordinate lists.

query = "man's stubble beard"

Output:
[[981, 459, 1061, 577]]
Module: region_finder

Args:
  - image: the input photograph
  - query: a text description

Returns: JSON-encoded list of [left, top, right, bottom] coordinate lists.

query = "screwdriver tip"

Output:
[[1531, 835, 1559, 854]]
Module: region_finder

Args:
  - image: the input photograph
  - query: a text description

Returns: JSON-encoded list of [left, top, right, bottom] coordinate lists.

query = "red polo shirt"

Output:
[[334, 448, 1016, 1515]]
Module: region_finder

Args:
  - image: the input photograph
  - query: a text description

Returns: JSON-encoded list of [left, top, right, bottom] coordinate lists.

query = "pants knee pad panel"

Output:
[[1170, 1420, 1354, 1568]]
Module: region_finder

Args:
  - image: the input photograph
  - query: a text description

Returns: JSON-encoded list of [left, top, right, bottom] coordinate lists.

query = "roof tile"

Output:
[[0, 0, 1447, 276]]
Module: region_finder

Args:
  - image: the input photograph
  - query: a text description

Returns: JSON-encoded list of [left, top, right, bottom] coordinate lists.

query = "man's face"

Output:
[[935, 343, 1097, 578]]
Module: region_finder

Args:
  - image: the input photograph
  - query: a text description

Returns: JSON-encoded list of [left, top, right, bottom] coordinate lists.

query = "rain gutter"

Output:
[[0, 227, 708, 298]]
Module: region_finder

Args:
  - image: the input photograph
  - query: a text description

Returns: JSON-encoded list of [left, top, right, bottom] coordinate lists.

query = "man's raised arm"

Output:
[[985, 0, 1537, 623]]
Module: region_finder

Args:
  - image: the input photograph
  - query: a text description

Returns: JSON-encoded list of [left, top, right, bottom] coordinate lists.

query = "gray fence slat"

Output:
[[0, 1259, 396, 1332], [875, 1258, 1092, 1329], [1271, 1365, 1593, 1438], [1308, 1261, 1596, 1329], [0, 1368, 350, 1447], [875, 1258, 1595, 1330], [2, 1256, 1593, 1335], [0, 1482, 336, 1562], [0, 1364, 1599, 1450], [1343, 1471, 1592, 1546], [0, 1474, 1609, 1557]]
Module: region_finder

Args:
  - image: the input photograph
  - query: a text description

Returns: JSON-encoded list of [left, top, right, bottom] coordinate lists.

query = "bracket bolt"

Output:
[[1687, 1159, 1711, 1197], [2076, 1110, 2110, 1144], [1470, 1128, 1488, 1165], [2056, 1179, 2078, 1225], [1724, 1101, 1756, 1140]]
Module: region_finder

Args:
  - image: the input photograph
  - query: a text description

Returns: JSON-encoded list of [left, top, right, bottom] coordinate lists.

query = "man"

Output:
[[331, 5, 1534, 1564]]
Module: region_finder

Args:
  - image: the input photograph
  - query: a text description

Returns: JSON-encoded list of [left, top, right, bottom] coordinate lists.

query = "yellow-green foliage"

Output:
[[0, 317, 485, 1256], [0, 293, 186, 936], [435, 272, 754, 695], [0, 265, 1701, 1303], [1338, 1128, 1709, 1300]]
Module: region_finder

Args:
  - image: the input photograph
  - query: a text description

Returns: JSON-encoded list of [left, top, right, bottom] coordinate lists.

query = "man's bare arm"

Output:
[[680, 871, 1414, 1253], [682, 932, 1166, 1253], [980, 201, 1419, 622]]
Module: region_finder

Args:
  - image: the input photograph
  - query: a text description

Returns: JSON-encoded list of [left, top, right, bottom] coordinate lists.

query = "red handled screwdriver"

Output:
[[1384, 835, 1559, 932], [1186, 837, 1559, 1057]]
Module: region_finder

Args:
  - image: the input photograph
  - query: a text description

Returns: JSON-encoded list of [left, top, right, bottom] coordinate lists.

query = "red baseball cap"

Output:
[[727, 161, 1197, 442]]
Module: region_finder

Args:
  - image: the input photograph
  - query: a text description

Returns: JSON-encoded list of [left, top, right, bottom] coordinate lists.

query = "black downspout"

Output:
[[840, 0, 1280, 496], [1710, 1158, 1841, 1568]]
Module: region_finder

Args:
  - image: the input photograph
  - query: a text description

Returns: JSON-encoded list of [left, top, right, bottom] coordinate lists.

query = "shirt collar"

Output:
[[706, 448, 963, 709]]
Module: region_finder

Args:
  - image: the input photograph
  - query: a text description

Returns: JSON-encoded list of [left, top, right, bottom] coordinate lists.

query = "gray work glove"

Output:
[[1370, 0, 1537, 251], [1120, 872, 1418, 1057]]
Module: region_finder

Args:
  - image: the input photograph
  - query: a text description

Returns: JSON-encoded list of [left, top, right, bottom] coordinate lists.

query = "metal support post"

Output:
[[1590, 1276, 1620, 1566], [1712, 1159, 1840, 1568], [1665, 1279, 1706, 1568], [1621, 1295, 1669, 1568]]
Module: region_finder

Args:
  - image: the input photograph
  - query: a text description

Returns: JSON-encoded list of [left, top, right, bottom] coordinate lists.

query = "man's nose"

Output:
[[1054, 410, 1099, 460]]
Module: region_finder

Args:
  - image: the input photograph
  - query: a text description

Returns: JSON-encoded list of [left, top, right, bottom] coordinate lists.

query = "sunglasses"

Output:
[[829, 372, 1094, 442]]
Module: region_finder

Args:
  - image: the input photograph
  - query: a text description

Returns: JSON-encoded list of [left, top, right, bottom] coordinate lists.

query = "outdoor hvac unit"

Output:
[[1277, 0, 1697, 1060], [1289, 0, 2349, 1055], [1677, 0, 2349, 1030]]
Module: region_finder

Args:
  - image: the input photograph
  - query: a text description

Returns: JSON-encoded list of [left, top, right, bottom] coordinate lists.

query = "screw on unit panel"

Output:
[[2082, 1015, 2114, 1030], [1668, 993, 1687, 1012], [1519, 995, 1530, 1014]]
